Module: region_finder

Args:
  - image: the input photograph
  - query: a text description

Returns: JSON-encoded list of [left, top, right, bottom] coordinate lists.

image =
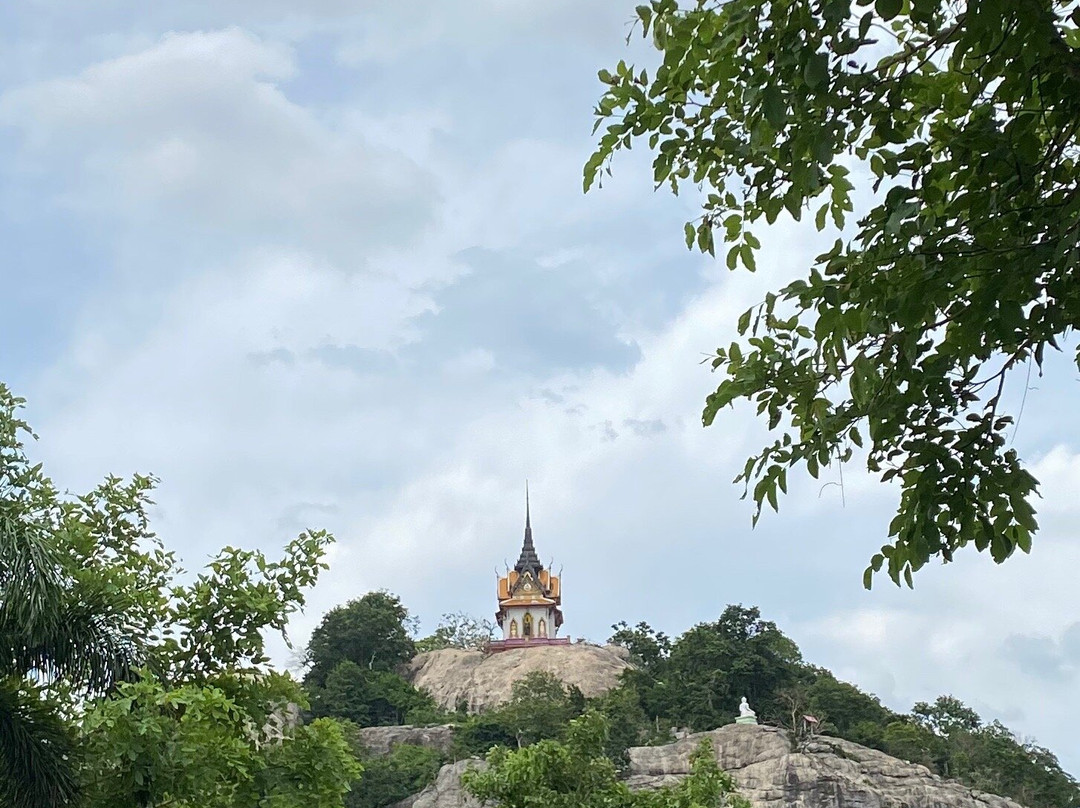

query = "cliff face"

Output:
[[354, 725, 456, 757], [628, 724, 1024, 808], [393, 724, 1028, 808], [402, 644, 633, 713]]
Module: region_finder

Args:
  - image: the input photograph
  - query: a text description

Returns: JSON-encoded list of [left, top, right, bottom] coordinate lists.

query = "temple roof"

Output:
[[513, 489, 544, 577]]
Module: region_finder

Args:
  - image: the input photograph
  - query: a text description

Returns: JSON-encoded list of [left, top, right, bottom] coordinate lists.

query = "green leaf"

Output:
[[875, 0, 902, 21], [803, 53, 829, 89], [762, 87, 787, 128]]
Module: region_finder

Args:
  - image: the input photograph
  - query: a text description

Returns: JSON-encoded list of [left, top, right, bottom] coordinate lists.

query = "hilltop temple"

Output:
[[488, 496, 568, 652]]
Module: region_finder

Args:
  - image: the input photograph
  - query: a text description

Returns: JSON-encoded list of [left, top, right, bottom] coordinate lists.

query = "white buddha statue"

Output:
[[736, 697, 758, 725]]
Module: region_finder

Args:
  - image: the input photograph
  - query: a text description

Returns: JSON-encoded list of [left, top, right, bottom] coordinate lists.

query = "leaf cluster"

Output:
[[588, 0, 1080, 584]]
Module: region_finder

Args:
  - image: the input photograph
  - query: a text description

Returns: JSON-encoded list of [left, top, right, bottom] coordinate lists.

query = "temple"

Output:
[[488, 493, 568, 652]]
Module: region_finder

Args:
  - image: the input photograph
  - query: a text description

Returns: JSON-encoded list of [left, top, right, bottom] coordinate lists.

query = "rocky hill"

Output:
[[391, 724, 1028, 808], [402, 643, 633, 713]]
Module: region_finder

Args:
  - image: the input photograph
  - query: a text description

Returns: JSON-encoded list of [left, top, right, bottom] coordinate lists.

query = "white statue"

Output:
[[737, 697, 757, 723]]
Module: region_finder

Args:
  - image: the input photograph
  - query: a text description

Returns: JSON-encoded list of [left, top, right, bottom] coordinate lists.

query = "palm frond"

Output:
[[0, 676, 79, 808]]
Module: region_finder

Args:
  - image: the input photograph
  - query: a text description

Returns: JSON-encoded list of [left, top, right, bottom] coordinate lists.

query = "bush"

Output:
[[346, 744, 443, 808]]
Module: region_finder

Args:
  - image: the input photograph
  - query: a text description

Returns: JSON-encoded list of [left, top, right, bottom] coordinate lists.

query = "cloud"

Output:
[[1003, 623, 1080, 683], [0, 28, 437, 268], [410, 247, 641, 376]]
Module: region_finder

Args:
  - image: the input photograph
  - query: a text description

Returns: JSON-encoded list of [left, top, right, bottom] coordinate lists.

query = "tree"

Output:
[[463, 711, 749, 808], [305, 592, 416, 688], [609, 621, 672, 669], [663, 605, 803, 730], [806, 672, 896, 738], [0, 385, 149, 808], [499, 671, 582, 747], [74, 530, 363, 808], [912, 695, 981, 737], [881, 720, 944, 769], [0, 384, 361, 808], [591, 683, 650, 767], [587, 0, 1080, 585], [308, 662, 440, 728], [415, 612, 496, 653], [345, 742, 443, 808]]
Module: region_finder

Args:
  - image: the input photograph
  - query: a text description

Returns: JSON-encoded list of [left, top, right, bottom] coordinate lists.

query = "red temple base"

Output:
[[486, 637, 572, 653]]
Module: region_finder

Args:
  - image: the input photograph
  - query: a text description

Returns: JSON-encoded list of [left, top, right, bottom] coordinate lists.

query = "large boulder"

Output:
[[403, 644, 633, 713], [392, 725, 1030, 808], [626, 724, 1025, 808], [390, 759, 485, 808], [354, 724, 456, 757]]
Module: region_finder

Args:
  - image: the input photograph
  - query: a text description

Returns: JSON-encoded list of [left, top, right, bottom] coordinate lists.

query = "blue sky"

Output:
[[2, 0, 1078, 775]]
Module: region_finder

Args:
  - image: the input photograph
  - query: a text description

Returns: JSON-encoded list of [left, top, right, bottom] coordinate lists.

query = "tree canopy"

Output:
[[0, 385, 361, 808], [306, 592, 416, 687], [587, 0, 1080, 585]]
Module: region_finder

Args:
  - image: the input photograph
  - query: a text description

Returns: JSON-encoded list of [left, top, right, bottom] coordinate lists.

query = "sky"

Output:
[[2, 0, 1078, 776]]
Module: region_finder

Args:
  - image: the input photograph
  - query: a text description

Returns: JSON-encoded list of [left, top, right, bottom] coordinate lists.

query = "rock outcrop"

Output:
[[355, 724, 456, 757], [626, 724, 1025, 808], [403, 644, 633, 713], [395, 724, 1028, 808], [390, 759, 485, 808]]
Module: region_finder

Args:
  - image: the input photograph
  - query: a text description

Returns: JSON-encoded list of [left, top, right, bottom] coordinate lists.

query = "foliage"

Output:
[[499, 671, 584, 747], [70, 529, 363, 808], [0, 678, 80, 808], [896, 698, 1080, 808], [346, 743, 443, 808], [306, 593, 416, 688], [617, 606, 804, 731], [451, 711, 518, 759], [311, 661, 440, 728], [912, 694, 981, 736], [463, 711, 749, 808], [590, 683, 651, 767], [587, 0, 1080, 585], [80, 674, 360, 808], [609, 621, 672, 669], [0, 384, 152, 808], [415, 612, 496, 653], [805, 672, 897, 739], [0, 384, 360, 808]]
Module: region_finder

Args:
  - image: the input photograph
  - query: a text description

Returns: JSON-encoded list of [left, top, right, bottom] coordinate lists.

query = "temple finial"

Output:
[[515, 481, 540, 573]]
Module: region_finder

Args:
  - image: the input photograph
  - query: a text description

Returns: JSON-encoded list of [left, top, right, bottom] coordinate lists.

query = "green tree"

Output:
[[74, 532, 363, 808], [0, 384, 361, 808], [609, 622, 672, 669], [499, 671, 582, 747], [463, 711, 749, 808], [912, 694, 981, 736], [346, 743, 443, 808], [451, 711, 517, 759], [882, 720, 944, 769], [663, 605, 803, 730], [306, 593, 416, 688], [415, 612, 496, 653], [591, 683, 650, 767], [309, 662, 439, 728], [0, 385, 150, 808], [587, 0, 1080, 585], [806, 672, 896, 739]]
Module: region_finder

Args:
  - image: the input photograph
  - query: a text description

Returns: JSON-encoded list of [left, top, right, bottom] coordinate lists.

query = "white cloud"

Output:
[[0, 28, 437, 267]]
